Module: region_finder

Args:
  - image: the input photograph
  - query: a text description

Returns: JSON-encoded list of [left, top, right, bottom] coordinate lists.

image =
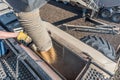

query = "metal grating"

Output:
[[0, 62, 6, 80], [17, 61, 36, 80], [0, 51, 36, 80], [81, 64, 111, 80]]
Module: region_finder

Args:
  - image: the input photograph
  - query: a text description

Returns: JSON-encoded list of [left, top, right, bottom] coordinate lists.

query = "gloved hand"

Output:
[[17, 32, 32, 45]]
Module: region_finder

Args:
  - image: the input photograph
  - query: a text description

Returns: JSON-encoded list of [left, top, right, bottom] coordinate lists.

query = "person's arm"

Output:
[[0, 31, 32, 45], [0, 31, 18, 39]]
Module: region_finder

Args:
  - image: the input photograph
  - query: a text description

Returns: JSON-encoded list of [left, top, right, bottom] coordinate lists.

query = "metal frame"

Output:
[[44, 21, 117, 74]]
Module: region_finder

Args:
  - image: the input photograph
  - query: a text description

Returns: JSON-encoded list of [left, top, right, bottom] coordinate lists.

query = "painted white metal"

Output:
[[60, 0, 120, 9], [0, 1, 12, 16], [57, 0, 98, 10]]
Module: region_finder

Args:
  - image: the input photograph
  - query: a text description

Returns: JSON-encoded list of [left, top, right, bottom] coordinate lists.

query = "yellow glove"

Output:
[[17, 32, 32, 44]]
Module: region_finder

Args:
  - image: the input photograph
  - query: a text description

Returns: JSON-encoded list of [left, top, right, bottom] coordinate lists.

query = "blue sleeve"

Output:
[[0, 40, 7, 57]]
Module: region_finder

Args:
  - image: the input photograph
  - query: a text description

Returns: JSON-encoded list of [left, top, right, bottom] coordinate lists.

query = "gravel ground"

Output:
[[40, 1, 120, 51]]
